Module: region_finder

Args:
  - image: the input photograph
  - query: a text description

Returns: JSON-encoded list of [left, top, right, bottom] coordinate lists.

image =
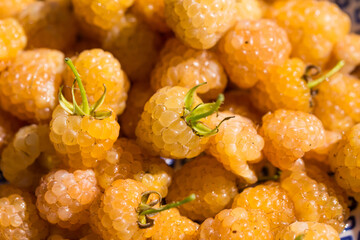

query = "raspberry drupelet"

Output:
[[199, 208, 273, 240], [136, 84, 228, 159], [232, 181, 296, 234], [260, 109, 325, 170], [50, 58, 120, 169], [166, 155, 238, 222], [0, 185, 49, 240], [164, 0, 236, 50], [36, 169, 100, 229], [0, 109, 24, 154], [150, 38, 227, 101], [0, 0, 35, 18], [217, 19, 291, 89], [63, 49, 129, 116], [207, 111, 264, 183], [275, 222, 340, 240], [235, 0, 264, 21], [1, 124, 63, 190]]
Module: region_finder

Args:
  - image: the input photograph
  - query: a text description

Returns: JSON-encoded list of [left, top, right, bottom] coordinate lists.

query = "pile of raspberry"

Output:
[[0, 0, 359, 239]]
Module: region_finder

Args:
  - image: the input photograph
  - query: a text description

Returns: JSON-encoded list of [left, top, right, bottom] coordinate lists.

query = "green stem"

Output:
[[307, 60, 345, 88]]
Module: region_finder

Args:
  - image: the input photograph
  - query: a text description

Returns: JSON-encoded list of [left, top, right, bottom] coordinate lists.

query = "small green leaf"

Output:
[[71, 81, 87, 116], [58, 86, 74, 114], [183, 83, 207, 114], [185, 94, 224, 123], [93, 110, 112, 120], [91, 84, 107, 114]]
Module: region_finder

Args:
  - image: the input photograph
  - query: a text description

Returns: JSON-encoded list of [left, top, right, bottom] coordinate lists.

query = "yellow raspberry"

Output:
[[64, 49, 129, 115], [217, 19, 291, 89], [0, 49, 64, 123], [199, 208, 273, 240], [164, 0, 237, 49], [150, 38, 227, 101], [275, 222, 340, 240], [232, 181, 296, 234], [0, 0, 35, 18], [0, 108, 24, 154], [167, 155, 238, 222], [260, 109, 325, 170], [36, 169, 100, 229], [207, 111, 264, 183]]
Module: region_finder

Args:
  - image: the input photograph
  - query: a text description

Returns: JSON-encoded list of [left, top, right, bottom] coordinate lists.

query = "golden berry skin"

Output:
[[280, 171, 346, 233], [1, 124, 63, 190], [89, 179, 148, 240], [0, 49, 64, 123], [150, 38, 227, 101], [103, 13, 163, 83], [232, 181, 296, 234], [250, 58, 311, 114], [72, 0, 134, 30], [144, 208, 199, 240], [268, 0, 350, 67], [64, 49, 130, 115], [330, 123, 360, 193], [119, 83, 154, 139], [313, 73, 360, 132], [275, 222, 340, 240], [207, 112, 264, 183], [167, 155, 238, 222], [0, 185, 49, 240], [260, 109, 325, 170], [0, 109, 23, 154], [132, 0, 170, 33], [217, 19, 291, 89], [36, 169, 100, 229], [50, 105, 120, 169], [199, 208, 272, 240], [235, 0, 264, 21], [16, 1, 77, 52], [135, 86, 207, 159], [164, 0, 237, 50], [0, 0, 35, 18]]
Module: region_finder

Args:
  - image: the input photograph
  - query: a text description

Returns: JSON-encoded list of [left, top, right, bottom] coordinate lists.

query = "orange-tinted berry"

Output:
[[199, 208, 272, 240], [150, 38, 227, 101], [0, 0, 35, 18], [0, 109, 24, 154], [275, 222, 340, 240], [235, 0, 264, 21], [144, 208, 199, 240], [64, 49, 129, 115], [167, 155, 238, 222], [313, 72, 360, 132], [250, 58, 311, 113], [260, 109, 325, 170], [164, 0, 236, 50], [268, 0, 350, 66], [36, 169, 100, 229], [16, 1, 77, 52], [50, 105, 120, 169], [103, 13, 163, 83], [207, 111, 264, 183], [218, 19, 291, 89], [232, 181, 296, 234], [0, 49, 64, 123]]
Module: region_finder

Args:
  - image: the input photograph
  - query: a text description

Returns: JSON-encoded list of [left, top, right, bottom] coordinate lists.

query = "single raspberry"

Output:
[[235, 0, 264, 21], [330, 123, 360, 193], [0, 0, 35, 18], [150, 38, 227, 101], [36, 169, 100, 229], [217, 19, 291, 89], [0, 49, 64, 123], [167, 155, 238, 222], [267, 0, 350, 66], [280, 171, 346, 233], [102, 13, 163, 83], [16, 1, 77, 52], [132, 0, 170, 33], [119, 83, 154, 139], [164, 0, 236, 49], [313, 72, 360, 132], [207, 111, 264, 183], [232, 181, 296, 234], [0, 185, 49, 240], [0, 108, 24, 154], [274, 222, 339, 240], [72, 0, 134, 30], [144, 208, 199, 240], [51, 58, 120, 169], [260, 109, 325, 170], [199, 208, 272, 240], [1, 124, 63, 190], [64, 49, 129, 116]]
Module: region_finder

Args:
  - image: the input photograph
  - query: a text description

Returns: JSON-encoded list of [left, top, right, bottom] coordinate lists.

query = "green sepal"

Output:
[[185, 94, 224, 123], [90, 84, 107, 114], [58, 86, 74, 114], [295, 234, 305, 240], [71, 81, 87, 116], [183, 82, 207, 116], [93, 110, 112, 120], [191, 116, 234, 137]]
